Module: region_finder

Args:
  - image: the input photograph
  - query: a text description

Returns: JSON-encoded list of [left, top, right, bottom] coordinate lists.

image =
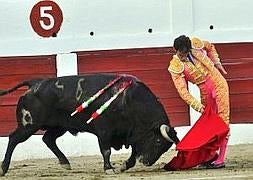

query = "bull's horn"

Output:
[[160, 124, 175, 143]]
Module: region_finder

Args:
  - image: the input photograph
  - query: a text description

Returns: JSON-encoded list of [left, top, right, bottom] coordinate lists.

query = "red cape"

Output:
[[164, 105, 229, 170]]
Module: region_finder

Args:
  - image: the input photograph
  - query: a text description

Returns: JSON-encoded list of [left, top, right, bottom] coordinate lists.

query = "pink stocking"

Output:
[[214, 138, 228, 165]]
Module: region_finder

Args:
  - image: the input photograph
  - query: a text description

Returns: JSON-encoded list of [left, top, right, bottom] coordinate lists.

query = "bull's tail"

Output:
[[0, 79, 42, 96]]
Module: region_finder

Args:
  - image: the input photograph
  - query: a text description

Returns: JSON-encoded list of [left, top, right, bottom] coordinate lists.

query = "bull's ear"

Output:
[[171, 128, 180, 144]]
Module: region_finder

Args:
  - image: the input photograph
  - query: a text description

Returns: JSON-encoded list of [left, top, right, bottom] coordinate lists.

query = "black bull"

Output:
[[0, 74, 179, 175]]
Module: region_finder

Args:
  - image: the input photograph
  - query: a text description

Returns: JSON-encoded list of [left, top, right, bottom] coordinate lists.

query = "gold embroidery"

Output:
[[168, 56, 184, 74], [169, 37, 229, 123], [184, 60, 208, 84], [170, 72, 204, 112], [191, 37, 204, 49]]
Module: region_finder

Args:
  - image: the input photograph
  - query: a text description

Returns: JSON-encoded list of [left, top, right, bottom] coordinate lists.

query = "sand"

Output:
[[1, 144, 253, 180]]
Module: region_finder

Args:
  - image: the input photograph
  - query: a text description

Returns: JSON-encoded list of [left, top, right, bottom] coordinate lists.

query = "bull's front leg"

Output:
[[120, 146, 136, 172], [98, 140, 114, 174]]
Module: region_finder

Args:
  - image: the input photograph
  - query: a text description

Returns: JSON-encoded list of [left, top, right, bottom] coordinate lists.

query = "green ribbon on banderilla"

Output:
[[86, 80, 132, 124], [71, 76, 132, 124], [71, 76, 122, 116]]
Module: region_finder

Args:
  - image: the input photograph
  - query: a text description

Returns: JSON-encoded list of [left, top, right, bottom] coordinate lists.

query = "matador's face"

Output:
[[177, 50, 189, 60]]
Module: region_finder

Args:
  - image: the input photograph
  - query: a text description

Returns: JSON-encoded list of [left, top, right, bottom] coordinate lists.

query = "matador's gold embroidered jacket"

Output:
[[168, 38, 230, 124]]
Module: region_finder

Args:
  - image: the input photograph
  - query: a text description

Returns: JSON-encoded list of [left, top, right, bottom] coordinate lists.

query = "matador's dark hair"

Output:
[[173, 35, 192, 53]]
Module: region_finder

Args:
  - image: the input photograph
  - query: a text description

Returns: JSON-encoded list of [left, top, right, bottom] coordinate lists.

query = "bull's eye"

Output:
[[156, 138, 161, 144]]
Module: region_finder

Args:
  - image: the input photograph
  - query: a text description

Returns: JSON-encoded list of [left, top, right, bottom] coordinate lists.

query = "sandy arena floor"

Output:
[[1, 144, 253, 180]]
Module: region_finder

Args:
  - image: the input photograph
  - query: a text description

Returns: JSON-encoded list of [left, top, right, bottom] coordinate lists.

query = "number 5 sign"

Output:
[[30, 0, 63, 37]]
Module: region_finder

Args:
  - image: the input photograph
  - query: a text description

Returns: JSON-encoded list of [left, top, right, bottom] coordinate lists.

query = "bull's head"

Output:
[[136, 124, 179, 166]]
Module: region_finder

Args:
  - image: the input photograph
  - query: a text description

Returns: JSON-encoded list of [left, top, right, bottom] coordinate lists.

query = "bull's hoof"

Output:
[[60, 163, 71, 170], [105, 169, 115, 175], [0, 167, 5, 176], [120, 162, 127, 172]]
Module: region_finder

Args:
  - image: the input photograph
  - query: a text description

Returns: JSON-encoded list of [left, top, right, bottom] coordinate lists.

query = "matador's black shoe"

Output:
[[206, 162, 225, 169], [198, 154, 218, 168]]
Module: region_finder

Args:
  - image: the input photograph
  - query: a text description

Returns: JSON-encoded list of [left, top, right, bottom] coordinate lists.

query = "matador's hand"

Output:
[[215, 63, 227, 75]]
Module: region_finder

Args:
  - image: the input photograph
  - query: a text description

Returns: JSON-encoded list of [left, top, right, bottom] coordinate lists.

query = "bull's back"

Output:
[[32, 74, 139, 110], [124, 80, 169, 125]]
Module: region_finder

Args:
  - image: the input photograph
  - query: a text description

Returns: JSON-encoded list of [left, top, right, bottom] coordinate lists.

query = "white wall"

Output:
[[0, 0, 253, 160], [0, 0, 252, 57]]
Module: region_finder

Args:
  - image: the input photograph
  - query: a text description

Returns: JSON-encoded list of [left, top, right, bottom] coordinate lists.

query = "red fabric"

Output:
[[164, 104, 229, 170]]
